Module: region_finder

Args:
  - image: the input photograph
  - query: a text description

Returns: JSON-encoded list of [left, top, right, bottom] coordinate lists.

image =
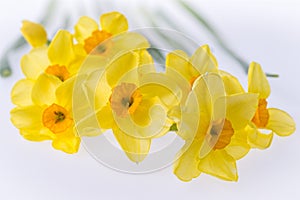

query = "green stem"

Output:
[[178, 0, 278, 78]]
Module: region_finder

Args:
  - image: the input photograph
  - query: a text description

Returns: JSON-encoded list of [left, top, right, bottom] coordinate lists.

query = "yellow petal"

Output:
[[10, 105, 44, 131], [165, 67, 191, 104], [225, 129, 250, 160], [31, 73, 61, 106], [248, 62, 271, 99], [226, 93, 258, 130], [48, 30, 75, 66], [112, 125, 151, 163], [113, 97, 170, 138], [100, 12, 128, 35], [190, 45, 218, 74], [201, 44, 218, 67], [20, 128, 54, 141], [173, 140, 201, 182], [248, 126, 273, 149], [52, 128, 80, 154], [11, 79, 34, 106], [55, 76, 76, 110], [106, 51, 138, 87], [266, 108, 296, 136], [198, 150, 238, 181], [166, 50, 192, 82], [21, 46, 50, 79], [97, 105, 114, 129], [109, 32, 150, 58], [139, 72, 182, 108], [220, 70, 245, 95], [21, 20, 47, 47], [74, 16, 98, 44]]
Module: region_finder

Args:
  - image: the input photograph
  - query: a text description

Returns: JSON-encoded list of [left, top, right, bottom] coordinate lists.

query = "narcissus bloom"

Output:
[[74, 11, 128, 55], [11, 74, 80, 153], [173, 73, 258, 181], [247, 62, 296, 148], [11, 30, 81, 107], [82, 51, 178, 162], [166, 45, 218, 99]]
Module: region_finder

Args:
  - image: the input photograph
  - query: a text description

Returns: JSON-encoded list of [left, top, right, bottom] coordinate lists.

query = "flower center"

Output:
[[110, 83, 142, 117], [252, 99, 269, 128], [207, 119, 234, 150], [84, 30, 112, 54], [42, 103, 73, 133], [45, 64, 70, 82]]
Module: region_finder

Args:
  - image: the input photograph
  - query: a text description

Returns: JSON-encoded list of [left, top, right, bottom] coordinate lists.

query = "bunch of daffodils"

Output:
[[10, 12, 296, 182]]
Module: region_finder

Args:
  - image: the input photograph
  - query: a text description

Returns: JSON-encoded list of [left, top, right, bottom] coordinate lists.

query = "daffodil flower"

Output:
[[11, 74, 80, 153], [11, 30, 81, 107], [247, 62, 296, 149], [74, 11, 128, 55], [166, 44, 218, 94], [77, 50, 179, 162], [173, 73, 258, 181]]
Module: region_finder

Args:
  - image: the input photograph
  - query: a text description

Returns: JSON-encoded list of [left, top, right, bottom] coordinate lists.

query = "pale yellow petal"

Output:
[[21, 46, 50, 79], [201, 44, 218, 67], [198, 150, 238, 181], [109, 32, 150, 57], [190, 45, 218, 74], [74, 16, 98, 44], [166, 50, 192, 82], [112, 125, 151, 163], [52, 128, 80, 154], [225, 129, 250, 160], [11, 79, 34, 106], [113, 97, 171, 138], [248, 126, 273, 149], [97, 105, 114, 129], [31, 73, 61, 106], [173, 140, 201, 182], [106, 51, 138, 87], [48, 30, 75, 66], [20, 128, 54, 141], [55, 76, 76, 110], [100, 12, 128, 35], [139, 72, 182, 108], [21, 20, 47, 47], [226, 93, 258, 130], [10, 105, 44, 131], [266, 108, 296, 136], [220, 70, 245, 95], [248, 62, 271, 99]]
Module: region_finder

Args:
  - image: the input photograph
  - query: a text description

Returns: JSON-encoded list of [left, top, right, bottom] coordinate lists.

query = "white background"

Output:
[[1, 0, 300, 199]]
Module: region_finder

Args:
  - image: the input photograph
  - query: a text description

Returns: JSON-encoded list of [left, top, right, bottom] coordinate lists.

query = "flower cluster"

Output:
[[10, 12, 296, 181]]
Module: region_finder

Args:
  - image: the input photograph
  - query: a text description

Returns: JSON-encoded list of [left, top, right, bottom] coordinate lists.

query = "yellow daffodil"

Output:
[[21, 20, 48, 48], [173, 73, 258, 181], [11, 74, 80, 153], [77, 50, 179, 162], [74, 11, 128, 55], [166, 45, 218, 101], [11, 30, 81, 107], [247, 62, 296, 149]]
